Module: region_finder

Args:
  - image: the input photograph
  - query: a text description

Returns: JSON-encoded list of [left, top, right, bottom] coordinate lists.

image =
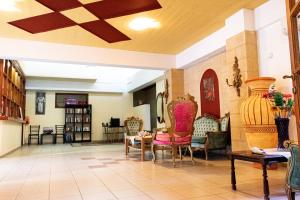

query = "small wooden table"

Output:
[[125, 135, 152, 161], [228, 151, 288, 200], [40, 133, 56, 144]]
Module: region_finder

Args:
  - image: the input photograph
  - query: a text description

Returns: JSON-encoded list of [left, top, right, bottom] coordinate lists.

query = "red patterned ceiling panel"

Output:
[[80, 20, 130, 43], [35, 0, 82, 11], [8, 13, 77, 34], [83, 0, 162, 19], [8, 0, 162, 43]]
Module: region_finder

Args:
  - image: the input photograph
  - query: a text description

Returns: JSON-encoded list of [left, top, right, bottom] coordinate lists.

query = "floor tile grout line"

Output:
[[109, 161, 155, 200], [14, 155, 40, 200], [90, 166, 120, 200], [68, 160, 85, 200]]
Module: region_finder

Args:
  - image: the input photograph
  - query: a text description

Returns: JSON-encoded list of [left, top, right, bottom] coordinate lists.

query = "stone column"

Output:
[[164, 69, 184, 127], [226, 31, 259, 151]]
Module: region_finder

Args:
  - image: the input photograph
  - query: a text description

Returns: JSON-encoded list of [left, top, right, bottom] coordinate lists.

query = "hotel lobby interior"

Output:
[[0, 0, 300, 200]]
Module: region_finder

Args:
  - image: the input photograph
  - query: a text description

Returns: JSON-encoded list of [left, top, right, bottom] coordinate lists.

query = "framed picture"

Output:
[[203, 77, 215, 101], [36, 92, 46, 115], [55, 93, 88, 108]]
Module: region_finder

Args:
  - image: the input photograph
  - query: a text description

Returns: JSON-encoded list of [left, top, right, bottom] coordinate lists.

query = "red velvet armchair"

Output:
[[151, 94, 198, 167]]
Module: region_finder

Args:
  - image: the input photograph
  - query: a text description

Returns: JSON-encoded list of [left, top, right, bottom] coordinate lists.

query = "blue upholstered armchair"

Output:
[[191, 113, 230, 160], [285, 141, 300, 200]]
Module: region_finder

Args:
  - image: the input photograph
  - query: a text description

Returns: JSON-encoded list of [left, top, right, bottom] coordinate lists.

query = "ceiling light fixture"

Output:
[[0, 0, 21, 12], [129, 17, 160, 31]]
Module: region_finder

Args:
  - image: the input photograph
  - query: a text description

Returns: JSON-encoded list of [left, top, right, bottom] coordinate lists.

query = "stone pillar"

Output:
[[164, 69, 184, 127], [226, 31, 259, 151]]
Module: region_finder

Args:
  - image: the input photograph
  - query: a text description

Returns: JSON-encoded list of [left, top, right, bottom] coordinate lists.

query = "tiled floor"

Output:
[[0, 144, 296, 200]]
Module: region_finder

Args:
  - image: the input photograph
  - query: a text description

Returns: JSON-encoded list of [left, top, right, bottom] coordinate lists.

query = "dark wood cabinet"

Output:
[[65, 104, 92, 142]]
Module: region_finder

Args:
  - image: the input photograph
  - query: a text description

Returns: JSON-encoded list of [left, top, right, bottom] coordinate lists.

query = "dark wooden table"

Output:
[[40, 133, 56, 144], [228, 151, 288, 200]]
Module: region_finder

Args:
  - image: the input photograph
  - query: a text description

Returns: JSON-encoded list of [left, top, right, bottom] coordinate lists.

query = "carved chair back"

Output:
[[167, 94, 198, 138], [193, 115, 219, 138], [220, 113, 230, 132], [124, 117, 143, 136]]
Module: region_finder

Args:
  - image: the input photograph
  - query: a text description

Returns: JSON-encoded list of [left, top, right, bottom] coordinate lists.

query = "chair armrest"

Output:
[[206, 131, 228, 149], [192, 136, 207, 144]]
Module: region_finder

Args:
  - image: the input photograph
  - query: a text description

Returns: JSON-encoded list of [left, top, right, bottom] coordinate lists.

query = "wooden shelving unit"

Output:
[[0, 60, 26, 121], [65, 104, 92, 143]]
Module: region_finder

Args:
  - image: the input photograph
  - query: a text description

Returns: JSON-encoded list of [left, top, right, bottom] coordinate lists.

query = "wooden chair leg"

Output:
[[125, 138, 129, 156], [179, 146, 182, 160], [172, 145, 176, 167], [151, 143, 156, 163], [28, 135, 30, 145], [188, 145, 195, 165], [204, 147, 208, 160], [287, 187, 295, 200]]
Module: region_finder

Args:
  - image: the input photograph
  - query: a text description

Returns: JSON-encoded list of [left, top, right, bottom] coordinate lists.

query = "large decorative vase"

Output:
[[275, 118, 290, 149], [240, 77, 278, 149]]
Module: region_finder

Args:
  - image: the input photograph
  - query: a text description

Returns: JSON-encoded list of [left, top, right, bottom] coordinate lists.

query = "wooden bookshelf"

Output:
[[0, 59, 26, 122], [65, 104, 92, 142]]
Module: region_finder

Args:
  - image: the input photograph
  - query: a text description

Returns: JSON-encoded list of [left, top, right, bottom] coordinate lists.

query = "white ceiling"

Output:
[[20, 60, 165, 93]]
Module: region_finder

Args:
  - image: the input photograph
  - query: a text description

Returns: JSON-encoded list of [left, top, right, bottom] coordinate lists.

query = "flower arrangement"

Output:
[[263, 84, 294, 118]]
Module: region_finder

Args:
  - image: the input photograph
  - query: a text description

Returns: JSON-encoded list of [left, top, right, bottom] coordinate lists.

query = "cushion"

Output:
[[174, 101, 196, 132], [191, 143, 205, 148], [155, 133, 171, 142], [153, 140, 172, 145], [191, 136, 206, 144]]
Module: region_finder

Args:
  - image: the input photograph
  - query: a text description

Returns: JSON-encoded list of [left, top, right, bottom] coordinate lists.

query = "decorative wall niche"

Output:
[[200, 69, 220, 118]]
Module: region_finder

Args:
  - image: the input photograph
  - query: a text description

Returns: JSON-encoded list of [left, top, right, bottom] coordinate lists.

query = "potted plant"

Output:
[[263, 84, 294, 150]]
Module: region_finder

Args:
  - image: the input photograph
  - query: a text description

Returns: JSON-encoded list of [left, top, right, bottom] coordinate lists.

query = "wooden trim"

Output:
[[286, 0, 300, 151], [0, 116, 26, 123], [291, 1, 300, 17]]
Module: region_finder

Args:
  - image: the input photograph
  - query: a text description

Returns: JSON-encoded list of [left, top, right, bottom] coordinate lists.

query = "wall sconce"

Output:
[[226, 56, 242, 97]]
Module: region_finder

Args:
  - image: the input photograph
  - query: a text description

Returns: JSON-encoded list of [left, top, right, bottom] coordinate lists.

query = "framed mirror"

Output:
[[156, 92, 165, 123]]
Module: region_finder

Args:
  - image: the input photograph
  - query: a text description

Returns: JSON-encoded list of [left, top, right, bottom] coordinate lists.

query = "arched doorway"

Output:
[[200, 69, 220, 118]]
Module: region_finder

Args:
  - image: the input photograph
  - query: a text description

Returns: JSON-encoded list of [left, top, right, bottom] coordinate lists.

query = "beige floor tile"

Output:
[[0, 144, 290, 200]]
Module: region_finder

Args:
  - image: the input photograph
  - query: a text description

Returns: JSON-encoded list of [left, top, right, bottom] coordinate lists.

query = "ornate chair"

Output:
[[124, 117, 143, 154], [191, 113, 229, 160], [285, 141, 300, 200], [151, 94, 198, 167]]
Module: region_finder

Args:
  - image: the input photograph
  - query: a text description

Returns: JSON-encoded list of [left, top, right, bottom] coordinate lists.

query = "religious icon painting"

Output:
[[203, 77, 215, 101], [36, 92, 46, 115]]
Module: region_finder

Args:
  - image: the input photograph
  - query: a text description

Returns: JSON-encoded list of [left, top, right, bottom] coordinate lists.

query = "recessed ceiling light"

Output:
[[129, 17, 160, 31], [0, 0, 21, 12]]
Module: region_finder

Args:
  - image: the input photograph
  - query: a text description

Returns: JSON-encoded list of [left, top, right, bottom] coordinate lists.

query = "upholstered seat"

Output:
[[152, 94, 198, 167]]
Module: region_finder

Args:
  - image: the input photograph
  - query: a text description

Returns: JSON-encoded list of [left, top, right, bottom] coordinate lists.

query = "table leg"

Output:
[[231, 157, 236, 190], [262, 163, 270, 200], [125, 138, 129, 155], [141, 138, 145, 161]]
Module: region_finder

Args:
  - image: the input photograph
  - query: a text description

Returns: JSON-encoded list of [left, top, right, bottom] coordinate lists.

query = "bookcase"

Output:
[[0, 59, 26, 121], [65, 104, 92, 142]]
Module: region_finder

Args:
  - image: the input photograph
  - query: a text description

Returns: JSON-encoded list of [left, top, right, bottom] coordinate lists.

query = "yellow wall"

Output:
[[0, 121, 22, 156], [184, 52, 229, 117], [25, 90, 133, 142]]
